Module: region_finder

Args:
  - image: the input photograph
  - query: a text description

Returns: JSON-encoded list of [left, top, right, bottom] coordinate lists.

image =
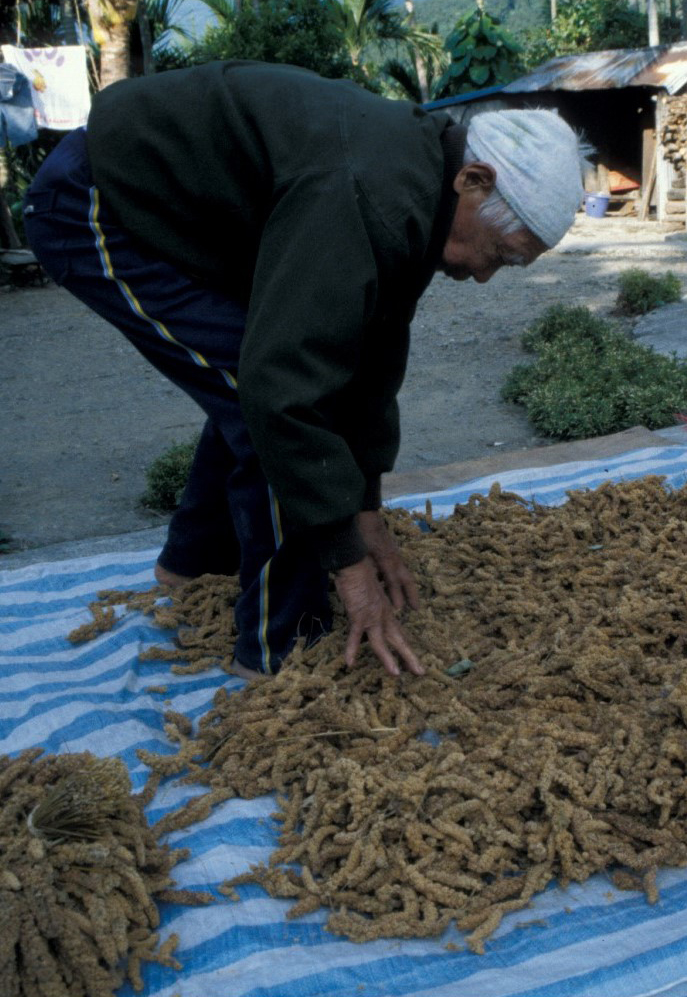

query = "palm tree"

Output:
[[191, 0, 234, 23], [330, 0, 403, 71], [86, 0, 192, 85], [85, 0, 139, 86], [137, 0, 194, 73], [384, 1, 446, 103], [328, 0, 444, 80]]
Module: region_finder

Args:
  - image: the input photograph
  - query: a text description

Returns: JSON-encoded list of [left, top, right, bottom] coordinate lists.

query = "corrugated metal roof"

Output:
[[503, 42, 687, 95], [633, 40, 687, 94]]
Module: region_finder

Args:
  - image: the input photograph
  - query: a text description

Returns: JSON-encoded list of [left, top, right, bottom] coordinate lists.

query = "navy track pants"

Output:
[[24, 127, 331, 673]]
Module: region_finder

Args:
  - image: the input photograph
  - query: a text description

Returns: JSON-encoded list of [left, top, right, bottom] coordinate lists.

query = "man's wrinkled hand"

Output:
[[334, 555, 423, 677], [357, 509, 420, 612]]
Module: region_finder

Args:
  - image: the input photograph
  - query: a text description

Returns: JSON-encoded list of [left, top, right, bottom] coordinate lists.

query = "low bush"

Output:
[[141, 436, 199, 513], [615, 268, 682, 315], [502, 305, 687, 439]]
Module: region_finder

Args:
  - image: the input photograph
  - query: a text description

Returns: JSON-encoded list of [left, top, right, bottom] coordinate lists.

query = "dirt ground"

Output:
[[2, 214, 686, 554]]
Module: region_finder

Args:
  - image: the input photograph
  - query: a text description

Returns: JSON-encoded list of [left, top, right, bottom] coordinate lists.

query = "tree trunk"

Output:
[[99, 21, 131, 85], [404, 1, 429, 103], [647, 0, 660, 45], [137, 1, 156, 75], [86, 0, 138, 88], [550, 0, 557, 21], [413, 51, 429, 103]]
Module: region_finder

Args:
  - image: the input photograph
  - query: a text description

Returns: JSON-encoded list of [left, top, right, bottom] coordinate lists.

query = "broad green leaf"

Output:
[[448, 53, 470, 78], [468, 62, 490, 85]]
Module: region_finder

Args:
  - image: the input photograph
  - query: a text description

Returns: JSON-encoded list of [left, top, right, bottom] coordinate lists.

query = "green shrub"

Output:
[[615, 268, 682, 316], [520, 305, 610, 353], [502, 305, 687, 440], [141, 436, 199, 513]]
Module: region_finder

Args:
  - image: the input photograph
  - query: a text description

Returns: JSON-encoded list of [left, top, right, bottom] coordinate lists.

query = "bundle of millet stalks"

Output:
[[0, 750, 212, 996], [92, 477, 687, 953]]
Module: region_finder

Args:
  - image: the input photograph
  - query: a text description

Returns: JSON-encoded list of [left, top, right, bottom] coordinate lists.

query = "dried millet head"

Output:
[[0, 749, 203, 995], [76, 479, 687, 954]]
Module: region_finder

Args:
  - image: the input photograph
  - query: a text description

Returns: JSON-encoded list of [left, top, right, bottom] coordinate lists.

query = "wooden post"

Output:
[[597, 162, 610, 195], [642, 123, 656, 198], [639, 146, 657, 221], [655, 96, 670, 222]]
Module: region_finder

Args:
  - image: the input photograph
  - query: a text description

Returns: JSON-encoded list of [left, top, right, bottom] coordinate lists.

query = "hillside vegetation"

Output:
[[408, 0, 547, 41]]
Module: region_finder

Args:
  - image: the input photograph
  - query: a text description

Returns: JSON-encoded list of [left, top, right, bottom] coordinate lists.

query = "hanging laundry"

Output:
[[0, 64, 38, 147], [1, 45, 90, 130]]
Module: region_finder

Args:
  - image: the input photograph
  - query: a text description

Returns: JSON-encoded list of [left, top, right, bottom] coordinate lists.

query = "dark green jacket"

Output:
[[87, 61, 462, 568]]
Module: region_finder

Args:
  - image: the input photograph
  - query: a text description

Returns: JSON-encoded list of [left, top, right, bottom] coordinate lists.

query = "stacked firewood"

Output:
[[663, 95, 687, 171]]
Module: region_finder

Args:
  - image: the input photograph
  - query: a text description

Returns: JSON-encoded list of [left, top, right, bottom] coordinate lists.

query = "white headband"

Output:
[[467, 109, 584, 248]]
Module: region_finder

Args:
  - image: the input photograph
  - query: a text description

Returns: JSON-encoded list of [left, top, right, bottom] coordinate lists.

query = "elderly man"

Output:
[[24, 60, 585, 680]]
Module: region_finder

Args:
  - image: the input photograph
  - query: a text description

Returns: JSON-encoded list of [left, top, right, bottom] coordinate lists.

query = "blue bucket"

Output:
[[584, 193, 610, 218]]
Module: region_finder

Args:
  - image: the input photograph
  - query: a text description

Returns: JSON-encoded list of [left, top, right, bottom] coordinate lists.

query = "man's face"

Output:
[[441, 163, 546, 284]]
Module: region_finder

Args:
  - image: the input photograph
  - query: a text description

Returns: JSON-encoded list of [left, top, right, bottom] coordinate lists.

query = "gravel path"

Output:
[[2, 215, 686, 553]]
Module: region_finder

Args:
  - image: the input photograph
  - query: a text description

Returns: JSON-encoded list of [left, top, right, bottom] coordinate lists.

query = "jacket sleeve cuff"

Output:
[[361, 476, 382, 511], [315, 516, 368, 572]]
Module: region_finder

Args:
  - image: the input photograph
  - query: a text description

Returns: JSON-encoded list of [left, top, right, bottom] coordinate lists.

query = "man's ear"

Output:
[[452, 162, 497, 196]]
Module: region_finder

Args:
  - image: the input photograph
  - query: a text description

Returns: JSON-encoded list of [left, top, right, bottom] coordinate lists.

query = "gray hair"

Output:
[[463, 142, 526, 237]]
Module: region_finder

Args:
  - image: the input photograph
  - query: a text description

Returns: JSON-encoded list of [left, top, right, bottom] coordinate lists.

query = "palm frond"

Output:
[[191, 0, 235, 25]]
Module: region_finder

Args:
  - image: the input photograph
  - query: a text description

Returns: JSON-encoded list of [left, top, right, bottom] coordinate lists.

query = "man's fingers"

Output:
[[386, 623, 424, 675], [365, 619, 424, 677], [344, 624, 363, 668], [335, 555, 422, 677], [386, 578, 405, 612], [366, 629, 401, 677], [400, 572, 421, 611], [374, 553, 421, 612]]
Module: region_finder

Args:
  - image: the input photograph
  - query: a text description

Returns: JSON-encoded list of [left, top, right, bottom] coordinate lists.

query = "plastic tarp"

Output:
[[4, 444, 687, 997]]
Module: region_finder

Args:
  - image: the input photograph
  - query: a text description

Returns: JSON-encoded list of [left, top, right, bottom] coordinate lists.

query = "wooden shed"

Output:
[[425, 43, 687, 227]]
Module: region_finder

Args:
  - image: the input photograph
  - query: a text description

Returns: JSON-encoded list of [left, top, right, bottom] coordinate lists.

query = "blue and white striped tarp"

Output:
[[5, 444, 687, 997]]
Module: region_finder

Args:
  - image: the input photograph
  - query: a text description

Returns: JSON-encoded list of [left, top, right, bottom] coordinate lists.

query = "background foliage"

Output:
[[185, 0, 358, 81], [1, 1, 684, 103], [434, 6, 522, 99], [1, 0, 686, 252], [522, 0, 682, 70]]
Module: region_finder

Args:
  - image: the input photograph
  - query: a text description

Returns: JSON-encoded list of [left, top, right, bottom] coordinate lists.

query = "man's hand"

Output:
[[357, 510, 420, 612], [334, 513, 423, 677]]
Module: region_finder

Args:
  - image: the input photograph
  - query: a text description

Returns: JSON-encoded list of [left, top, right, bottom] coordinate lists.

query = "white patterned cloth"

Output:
[[1, 45, 90, 130], [467, 109, 584, 248], [4, 445, 687, 997]]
